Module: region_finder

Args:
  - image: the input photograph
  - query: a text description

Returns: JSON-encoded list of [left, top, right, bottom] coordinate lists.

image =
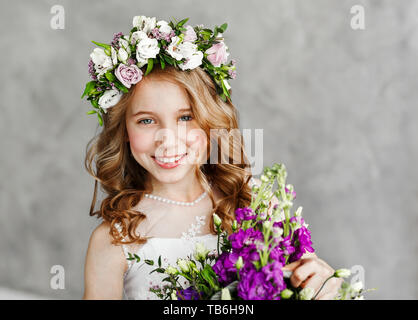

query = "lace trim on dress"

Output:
[[180, 215, 206, 241]]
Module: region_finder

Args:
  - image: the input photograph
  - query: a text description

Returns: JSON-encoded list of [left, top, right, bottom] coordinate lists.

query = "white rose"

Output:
[[118, 48, 129, 63], [132, 15, 156, 34], [136, 37, 160, 59], [90, 48, 113, 76], [98, 89, 123, 112], [157, 20, 172, 34], [130, 30, 148, 44], [166, 36, 184, 61], [179, 50, 203, 70]]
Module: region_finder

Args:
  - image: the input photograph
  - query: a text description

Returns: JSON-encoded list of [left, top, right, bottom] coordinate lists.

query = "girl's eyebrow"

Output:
[[132, 107, 191, 117]]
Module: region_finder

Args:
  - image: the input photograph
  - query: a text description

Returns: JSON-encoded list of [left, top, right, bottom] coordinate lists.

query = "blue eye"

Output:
[[180, 115, 193, 121], [138, 118, 154, 125]]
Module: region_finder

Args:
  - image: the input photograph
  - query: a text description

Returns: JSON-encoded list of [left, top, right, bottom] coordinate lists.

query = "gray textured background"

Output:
[[1, 0, 417, 299]]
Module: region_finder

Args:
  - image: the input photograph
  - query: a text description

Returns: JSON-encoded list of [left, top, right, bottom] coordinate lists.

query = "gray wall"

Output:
[[1, 0, 417, 299]]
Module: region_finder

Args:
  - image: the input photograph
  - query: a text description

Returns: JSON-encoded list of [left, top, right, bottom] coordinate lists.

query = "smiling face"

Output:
[[126, 77, 208, 186]]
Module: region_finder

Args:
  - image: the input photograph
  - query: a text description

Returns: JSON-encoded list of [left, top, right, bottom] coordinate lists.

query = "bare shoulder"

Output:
[[83, 221, 127, 299]]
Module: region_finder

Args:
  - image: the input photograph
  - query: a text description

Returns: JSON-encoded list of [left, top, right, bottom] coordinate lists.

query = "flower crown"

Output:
[[81, 15, 237, 126]]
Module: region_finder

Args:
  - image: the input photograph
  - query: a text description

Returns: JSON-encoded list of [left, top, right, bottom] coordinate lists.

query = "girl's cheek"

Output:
[[128, 130, 155, 154]]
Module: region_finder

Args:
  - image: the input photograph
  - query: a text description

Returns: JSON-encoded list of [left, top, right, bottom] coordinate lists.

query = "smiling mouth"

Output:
[[151, 153, 187, 164]]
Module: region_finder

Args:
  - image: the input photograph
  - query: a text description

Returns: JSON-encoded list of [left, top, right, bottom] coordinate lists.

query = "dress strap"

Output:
[[114, 222, 134, 273]]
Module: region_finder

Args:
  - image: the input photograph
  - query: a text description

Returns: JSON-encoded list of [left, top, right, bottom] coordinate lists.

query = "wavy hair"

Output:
[[84, 64, 253, 245]]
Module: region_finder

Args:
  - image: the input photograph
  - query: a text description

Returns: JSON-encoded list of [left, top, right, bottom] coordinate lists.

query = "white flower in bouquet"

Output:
[[98, 89, 122, 111], [176, 258, 189, 273], [156, 20, 172, 34], [90, 48, 113, 76], [132, 15, 156, 34], [194, 242, 210, 262]]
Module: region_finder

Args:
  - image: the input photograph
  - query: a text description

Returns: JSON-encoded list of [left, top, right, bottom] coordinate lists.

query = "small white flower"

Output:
[[165, 265, 178, 276], [179, 51, 203, 70], [98, 89, 123, 112], [90, 48, 113, 76], [193, 242, 210, 262], [130, 30, 148, 44], [157, 20, 172, 34], [132, 15, 156, 34], [118, 47, 129, 63], [170, 291, 178, 300], [136, 37, 160, 59], [335, 268, 351, 278], [176, 258, 189, 273], [118, 38, 131, 54], [166, 36, 184, 61]]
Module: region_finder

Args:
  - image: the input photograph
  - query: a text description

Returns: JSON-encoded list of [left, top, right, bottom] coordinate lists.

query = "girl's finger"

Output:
[[300, 274, 324, 295], [289, 260, 317, 288]]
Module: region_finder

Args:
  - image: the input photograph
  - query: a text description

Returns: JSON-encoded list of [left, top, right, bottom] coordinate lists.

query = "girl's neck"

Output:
[[147, 175, 207, 203]]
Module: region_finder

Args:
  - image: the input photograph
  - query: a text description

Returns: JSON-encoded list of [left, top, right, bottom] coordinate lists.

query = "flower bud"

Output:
[[260, 174, 269, 183], [176, 258, 190, 273], [299, 287, 315, 300], [165, 265, 178, 276], [193, 242, 210, 262], [213, 213, 222, 228], [280, 289, 294, 299], [221, 288, 232, 300], [232, 220, 238, 232], [171, 291, 178, 300], [334, 268, 351, 278], [235, 256, 243, 270]]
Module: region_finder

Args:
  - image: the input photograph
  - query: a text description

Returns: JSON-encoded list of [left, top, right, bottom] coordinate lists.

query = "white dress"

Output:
[[114, 177, 257, 300]]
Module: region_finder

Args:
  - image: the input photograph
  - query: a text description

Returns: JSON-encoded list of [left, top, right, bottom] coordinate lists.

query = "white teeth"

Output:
[[155, 154, 185, 163]]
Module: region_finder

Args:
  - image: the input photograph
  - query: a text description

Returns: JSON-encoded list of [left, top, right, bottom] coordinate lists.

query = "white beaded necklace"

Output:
[[144, 189, 208, 206]]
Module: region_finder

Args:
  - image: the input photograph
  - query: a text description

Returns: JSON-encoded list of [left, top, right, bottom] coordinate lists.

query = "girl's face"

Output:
[[126, 78, 208, 185]]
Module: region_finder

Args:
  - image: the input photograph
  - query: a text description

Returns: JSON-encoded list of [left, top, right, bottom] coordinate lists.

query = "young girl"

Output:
[[82, 16, 342, 300]]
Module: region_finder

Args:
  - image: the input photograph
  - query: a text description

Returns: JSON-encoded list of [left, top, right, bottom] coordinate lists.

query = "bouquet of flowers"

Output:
[[128, 163, 373, 300]]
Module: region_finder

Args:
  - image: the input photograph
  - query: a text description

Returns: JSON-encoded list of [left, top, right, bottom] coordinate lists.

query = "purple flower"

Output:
[[212, 252, 239, 286], [289, 226, 314, 263], [237, 264, 283, 300], [235, 207, 256, 224], [205, 42, 229, 67], [114, 64, 143, 89], [88, 59, 97, 80], [285, 186, 296, 199], [228, 69, 236, 79], [177, 286, 201, 300], [111, 32, 123, 49], [228, 227, 263, 251]]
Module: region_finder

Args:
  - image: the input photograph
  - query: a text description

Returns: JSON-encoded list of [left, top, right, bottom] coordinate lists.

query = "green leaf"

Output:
[[220, 23, 228, 33], [113, 80, 129, 93], [91, 41, 111, 50], [158, 256, 162, 267], [159, 57, 165, 69], [97, 112, 103, 126], [145, 58, 154, 76], [176, 18, 189, 28], [86, 110, 96, 115], [105, 71, 116, 82], [81, 81, 96, 98], [90, 99, 99, 108], [145, 259, 154, 266]]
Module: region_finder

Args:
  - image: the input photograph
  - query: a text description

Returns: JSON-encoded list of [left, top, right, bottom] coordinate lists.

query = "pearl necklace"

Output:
[[144, 189, 208, 206]]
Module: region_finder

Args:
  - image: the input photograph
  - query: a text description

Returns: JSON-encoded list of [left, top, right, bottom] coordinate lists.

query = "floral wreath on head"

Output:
[[81, 15, 237, 126]]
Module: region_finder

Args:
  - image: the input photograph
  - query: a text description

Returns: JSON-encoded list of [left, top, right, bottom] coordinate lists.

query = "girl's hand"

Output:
[[282, 255, 343, 300]]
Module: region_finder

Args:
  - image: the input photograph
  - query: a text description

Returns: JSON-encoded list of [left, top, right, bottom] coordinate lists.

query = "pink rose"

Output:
[[184, 25, 197, 42], [205, 42, 229, 67], [115, 64, 143, 88]]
